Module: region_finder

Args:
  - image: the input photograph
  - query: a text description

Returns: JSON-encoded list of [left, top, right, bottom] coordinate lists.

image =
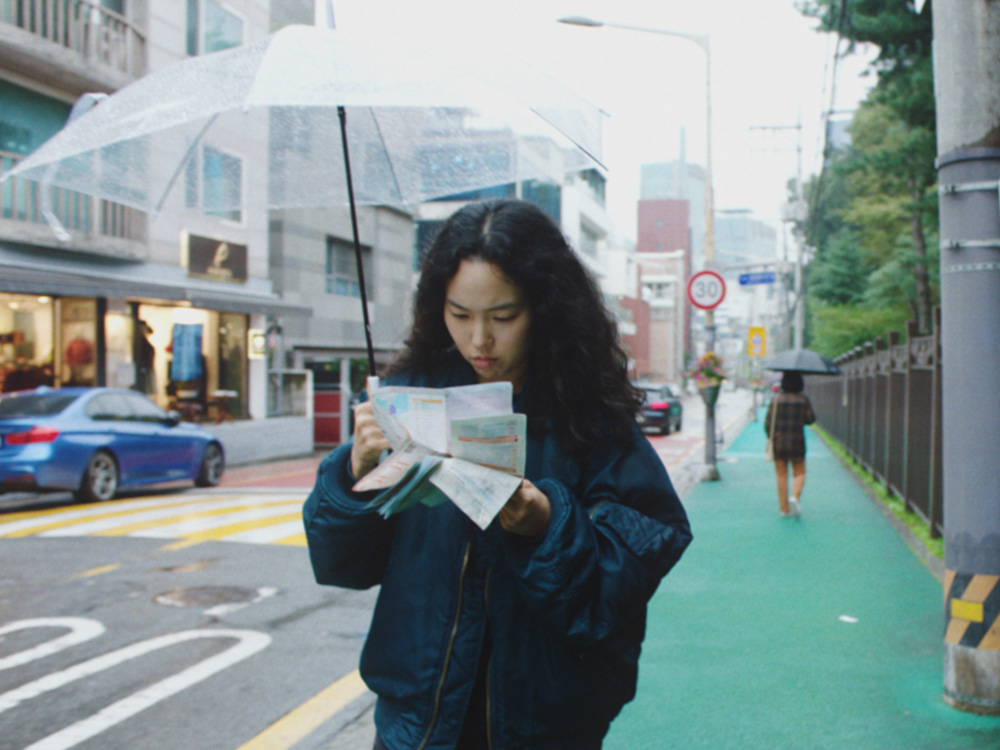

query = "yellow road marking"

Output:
[[271, 532, 307, 547], [73, 563, 120, 579], [174, 512, 303, 544], [89, 501, 300, 537], [160, 539, 204, 551], [0, 496, 215, 538], [236, 670, 369, 750]]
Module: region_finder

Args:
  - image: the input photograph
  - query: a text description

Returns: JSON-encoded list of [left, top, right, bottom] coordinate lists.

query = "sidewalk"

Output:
[[605, 411, 1000, 749]]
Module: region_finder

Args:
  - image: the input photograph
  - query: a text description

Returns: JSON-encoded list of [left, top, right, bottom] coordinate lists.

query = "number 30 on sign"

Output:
[[687, 270, 726, 310]]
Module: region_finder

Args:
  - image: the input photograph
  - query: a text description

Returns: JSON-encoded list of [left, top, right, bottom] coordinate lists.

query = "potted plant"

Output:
[[687, 351, 727, 405]]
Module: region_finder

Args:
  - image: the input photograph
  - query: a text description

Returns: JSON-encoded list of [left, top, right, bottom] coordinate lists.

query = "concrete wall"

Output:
[[207, 415, 314, 467]]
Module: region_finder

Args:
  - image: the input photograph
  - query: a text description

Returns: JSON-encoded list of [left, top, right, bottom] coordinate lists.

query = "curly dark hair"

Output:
[[387, 199, 643, 461]]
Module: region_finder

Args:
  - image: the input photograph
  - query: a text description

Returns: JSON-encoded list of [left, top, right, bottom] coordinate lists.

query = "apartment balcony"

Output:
[[0, 0, 145, 94], [1, 149, 147, 258]]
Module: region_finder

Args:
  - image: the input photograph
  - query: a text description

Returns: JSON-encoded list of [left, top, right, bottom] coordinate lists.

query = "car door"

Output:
[[121, 392, 197, 479], [83, 392, 158, 483]]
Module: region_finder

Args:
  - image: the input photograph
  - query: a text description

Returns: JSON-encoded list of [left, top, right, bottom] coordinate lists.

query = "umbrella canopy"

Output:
[[765, 349, 842, 375], [2, 25, 604, 376], [1, 25, 603, 214]]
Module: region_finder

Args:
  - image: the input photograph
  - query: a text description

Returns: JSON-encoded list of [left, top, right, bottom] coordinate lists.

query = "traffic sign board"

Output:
[[687, 271, 726, 310], [748, 326, 766, 357], [739, 271, 777, 286]]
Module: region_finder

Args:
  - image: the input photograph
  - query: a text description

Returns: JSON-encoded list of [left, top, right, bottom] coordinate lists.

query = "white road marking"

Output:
[[0, 628, 271, 750], [0, 618, 105, 672], [37, 496, 297, 537]]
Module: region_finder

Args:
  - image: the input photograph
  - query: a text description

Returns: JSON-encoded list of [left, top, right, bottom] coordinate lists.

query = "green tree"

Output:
[[798, 0, 938, 338]]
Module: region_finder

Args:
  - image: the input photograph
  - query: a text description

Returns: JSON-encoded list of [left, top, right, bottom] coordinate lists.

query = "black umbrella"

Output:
[[764, 348, 842, 375]]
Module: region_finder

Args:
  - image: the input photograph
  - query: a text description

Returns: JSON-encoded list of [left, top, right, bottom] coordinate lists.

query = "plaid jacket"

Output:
[[765, 392, 816, 460]]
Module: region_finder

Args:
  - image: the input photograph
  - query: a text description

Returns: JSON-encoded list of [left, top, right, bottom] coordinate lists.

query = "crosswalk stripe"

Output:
[[0, 494, 307, 548]]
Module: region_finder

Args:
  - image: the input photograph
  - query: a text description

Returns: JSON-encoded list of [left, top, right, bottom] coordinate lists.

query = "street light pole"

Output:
[[559, 15, 720, 480]]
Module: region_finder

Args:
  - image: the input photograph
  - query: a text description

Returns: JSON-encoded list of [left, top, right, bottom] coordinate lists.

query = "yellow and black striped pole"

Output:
[[935, 0, 1000, 715]]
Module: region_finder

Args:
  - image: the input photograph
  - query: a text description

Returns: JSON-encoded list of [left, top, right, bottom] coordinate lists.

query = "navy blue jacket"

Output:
[[303, 362, 691, 749]]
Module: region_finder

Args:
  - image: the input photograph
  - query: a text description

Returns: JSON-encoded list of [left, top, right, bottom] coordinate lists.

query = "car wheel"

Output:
[[195, 443, 225, 487], [75, 451, 119, 503], [660, 422, 670, 436]]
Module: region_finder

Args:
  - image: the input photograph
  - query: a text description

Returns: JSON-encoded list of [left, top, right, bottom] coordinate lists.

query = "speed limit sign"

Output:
[[687, 270, 726, 310]]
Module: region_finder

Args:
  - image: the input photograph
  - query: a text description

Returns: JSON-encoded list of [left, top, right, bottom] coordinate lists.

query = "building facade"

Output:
[[0, 1, 314, 463]]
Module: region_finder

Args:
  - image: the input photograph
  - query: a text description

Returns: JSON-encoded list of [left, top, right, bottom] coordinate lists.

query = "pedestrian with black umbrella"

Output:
[[764, 371, 816, 518], [763, 349, 838, 518]]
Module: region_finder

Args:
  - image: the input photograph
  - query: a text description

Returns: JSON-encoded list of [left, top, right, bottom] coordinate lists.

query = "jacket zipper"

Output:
[[416, 538, 471, 750], [484, 566, 493, 750]]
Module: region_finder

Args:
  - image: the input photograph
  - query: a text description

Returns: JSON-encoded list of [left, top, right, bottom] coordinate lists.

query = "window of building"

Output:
[[326, 237, 373, 299], [185, 145, 243, 222], [187, 0, 245, 56], [579, 225, 599, 258]]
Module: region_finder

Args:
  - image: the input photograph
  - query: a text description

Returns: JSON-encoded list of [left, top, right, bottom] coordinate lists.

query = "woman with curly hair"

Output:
[[304, 198, 691, 750]]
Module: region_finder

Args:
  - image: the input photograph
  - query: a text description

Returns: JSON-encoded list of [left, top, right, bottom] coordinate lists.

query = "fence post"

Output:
[[902, 320, 919, 514], [930, 306, 943, 539]]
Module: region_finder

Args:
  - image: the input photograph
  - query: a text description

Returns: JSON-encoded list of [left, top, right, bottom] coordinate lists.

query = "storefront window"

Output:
[[59, 298, 97, 387], [104, 301, 135, 389], [218, 313, 247, 419], [0, 294, 54, 392]]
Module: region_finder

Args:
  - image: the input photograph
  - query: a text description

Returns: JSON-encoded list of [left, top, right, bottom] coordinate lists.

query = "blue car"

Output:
[[0, 387, 225, 502]]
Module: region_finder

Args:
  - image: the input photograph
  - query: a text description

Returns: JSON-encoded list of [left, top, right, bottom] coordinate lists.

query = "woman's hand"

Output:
[[499, 479, 551, 538], [350, 401, 391, 480]]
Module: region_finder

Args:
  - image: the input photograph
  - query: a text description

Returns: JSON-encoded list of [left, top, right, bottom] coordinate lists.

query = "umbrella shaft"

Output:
[[338, 106, 377, 377]]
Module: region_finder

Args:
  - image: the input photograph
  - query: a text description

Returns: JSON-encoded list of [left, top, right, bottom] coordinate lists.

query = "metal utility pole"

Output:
[[933, 0, 1000, 715], [751, 121, 806, 348]]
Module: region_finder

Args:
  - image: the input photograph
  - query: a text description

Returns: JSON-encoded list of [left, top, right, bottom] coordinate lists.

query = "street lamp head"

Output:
[[557, 16, 604, 28]]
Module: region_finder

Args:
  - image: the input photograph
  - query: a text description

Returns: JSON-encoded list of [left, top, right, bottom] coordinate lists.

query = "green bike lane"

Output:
[[607, 413, 1000, 750]]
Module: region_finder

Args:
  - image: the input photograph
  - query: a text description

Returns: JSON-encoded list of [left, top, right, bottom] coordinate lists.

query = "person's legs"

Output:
[[775, 460, 790, 514], [791, 458, 806, 501]]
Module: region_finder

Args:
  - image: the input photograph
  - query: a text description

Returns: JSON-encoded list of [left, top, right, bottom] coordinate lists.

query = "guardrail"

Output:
[[806, 308, 943, 538], [1, 149, 146, 242], [2, 0, 145, 76]]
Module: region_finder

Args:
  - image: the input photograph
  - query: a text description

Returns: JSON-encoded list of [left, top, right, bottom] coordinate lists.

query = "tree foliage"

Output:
[[797, 0, 937, 352]]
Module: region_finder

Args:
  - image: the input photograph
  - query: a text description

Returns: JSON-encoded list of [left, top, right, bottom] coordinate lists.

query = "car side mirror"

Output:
[[165, 410, 182, 426]]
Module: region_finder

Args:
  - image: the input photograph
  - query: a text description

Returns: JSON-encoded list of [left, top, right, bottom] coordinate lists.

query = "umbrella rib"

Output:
[[153, 114, 220, 216], [368, 108, 404, 205]]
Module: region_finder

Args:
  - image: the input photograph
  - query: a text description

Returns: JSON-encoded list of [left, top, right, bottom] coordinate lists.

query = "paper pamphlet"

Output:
[[352, 382, 525, 529]]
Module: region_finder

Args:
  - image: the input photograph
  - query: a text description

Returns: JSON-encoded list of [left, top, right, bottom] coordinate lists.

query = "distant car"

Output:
[[0, 387, 225, 502], [634, 382, 684, 435]]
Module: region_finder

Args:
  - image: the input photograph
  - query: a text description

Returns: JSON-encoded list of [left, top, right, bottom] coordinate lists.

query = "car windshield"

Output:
[[0, 393, 77, 418]]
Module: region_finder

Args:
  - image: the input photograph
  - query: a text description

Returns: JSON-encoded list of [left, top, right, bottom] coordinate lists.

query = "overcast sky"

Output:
[[328, 0, 877, 242]]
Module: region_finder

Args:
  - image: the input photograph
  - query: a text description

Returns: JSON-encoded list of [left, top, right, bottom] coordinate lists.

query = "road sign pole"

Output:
[[687, 271, 726, 482]]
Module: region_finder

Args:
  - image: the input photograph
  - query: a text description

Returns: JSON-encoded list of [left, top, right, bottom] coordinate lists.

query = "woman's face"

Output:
[[444, 259, 532, 391]]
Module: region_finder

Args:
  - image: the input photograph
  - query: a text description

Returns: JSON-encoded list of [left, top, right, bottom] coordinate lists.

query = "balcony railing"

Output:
[[1, 0, 145, 77], [2, 149, 146, 242]]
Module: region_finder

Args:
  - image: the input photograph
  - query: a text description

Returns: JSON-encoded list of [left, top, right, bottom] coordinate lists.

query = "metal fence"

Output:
[[805, 308, 943, 538]]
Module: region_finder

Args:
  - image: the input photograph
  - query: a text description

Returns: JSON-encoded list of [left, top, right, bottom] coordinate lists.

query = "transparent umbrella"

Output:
[[1, 24, 604, 372]]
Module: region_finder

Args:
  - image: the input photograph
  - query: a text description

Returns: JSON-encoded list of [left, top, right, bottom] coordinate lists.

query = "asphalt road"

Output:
[[0, 388, 754, 750]]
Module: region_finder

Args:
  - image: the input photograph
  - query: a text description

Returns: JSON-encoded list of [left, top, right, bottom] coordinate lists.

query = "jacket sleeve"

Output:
[[501, 428, 692, 646], [302, 443, 395, 590]]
